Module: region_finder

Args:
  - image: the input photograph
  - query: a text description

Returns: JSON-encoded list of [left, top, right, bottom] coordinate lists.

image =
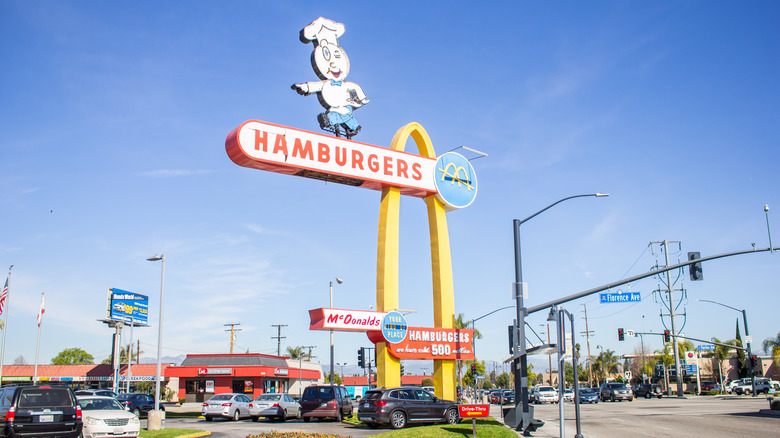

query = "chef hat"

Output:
[[299, 17, 346, 47]]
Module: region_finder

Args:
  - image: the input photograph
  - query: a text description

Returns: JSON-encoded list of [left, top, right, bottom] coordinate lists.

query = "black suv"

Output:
[[300, 385, 353, 422], [116, 393, 162, 418], [0, 385, 82, 437], [357, 387, 459, 429], [634, 383, 663, 399]]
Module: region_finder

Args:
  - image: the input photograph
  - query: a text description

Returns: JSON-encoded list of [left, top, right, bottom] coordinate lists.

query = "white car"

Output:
[[563, 388, 574, 402], [249, 393, 301, 421], [202, 393, 252, 421], [532, 386, 559, 404], [77, 396, 140, 438]]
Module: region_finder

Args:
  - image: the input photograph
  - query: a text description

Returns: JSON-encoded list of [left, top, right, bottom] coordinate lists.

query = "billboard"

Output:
[[107, 288, 148, 325]]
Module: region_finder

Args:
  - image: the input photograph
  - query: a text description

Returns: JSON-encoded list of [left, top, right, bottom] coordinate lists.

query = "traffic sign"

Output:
[[697, 344, 715, 351], [599, 289, 641, 303], [685, 364, 697, 374]]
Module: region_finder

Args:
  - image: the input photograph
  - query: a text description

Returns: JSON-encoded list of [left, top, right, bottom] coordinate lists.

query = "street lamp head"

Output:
[[546, 307, 557, 321], [147, 254, 163, 262], [765, 204, 770, 212], [595, 193, 610, 197], [335, 277, 343, 284]]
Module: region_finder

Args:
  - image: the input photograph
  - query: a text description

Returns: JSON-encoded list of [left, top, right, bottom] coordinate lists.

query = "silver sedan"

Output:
[[202, 393, 252, 421], [249, 393, 301, 422]]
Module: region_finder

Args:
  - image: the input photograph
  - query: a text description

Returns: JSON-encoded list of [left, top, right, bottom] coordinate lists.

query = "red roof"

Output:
[[341, 375, 431, 387], [1, 364, 170, 378]]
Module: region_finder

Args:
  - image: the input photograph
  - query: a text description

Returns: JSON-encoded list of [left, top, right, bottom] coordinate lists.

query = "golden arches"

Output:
[[376, 122, 456, 400]]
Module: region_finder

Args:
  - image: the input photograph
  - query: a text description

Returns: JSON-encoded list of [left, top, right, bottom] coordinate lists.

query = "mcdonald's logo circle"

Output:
[[434, 152, 478, 210]]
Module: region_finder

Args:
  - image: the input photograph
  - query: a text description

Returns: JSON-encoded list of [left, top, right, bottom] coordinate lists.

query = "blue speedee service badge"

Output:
[[434, 152, 477, 211]]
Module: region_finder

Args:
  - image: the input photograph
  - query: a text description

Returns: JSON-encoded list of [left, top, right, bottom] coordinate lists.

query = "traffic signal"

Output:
[[664, 330, 671, 342], [400, 363, 405, 375], [471, 364, 477, 376], [688, 252, 703, 281], [750, 355, 758, 368], [618, 328, 625, 341], [357, 348, 365, 368]]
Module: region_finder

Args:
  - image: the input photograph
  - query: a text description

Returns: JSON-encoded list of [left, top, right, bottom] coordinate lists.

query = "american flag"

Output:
[[0, 276, 8, 316]]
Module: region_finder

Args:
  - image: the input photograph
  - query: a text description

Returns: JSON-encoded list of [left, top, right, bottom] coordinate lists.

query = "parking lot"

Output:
[[153, 395, 778, 437]]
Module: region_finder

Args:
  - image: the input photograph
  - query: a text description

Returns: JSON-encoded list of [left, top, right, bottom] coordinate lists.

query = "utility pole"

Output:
[[224, 323, 241, 354], [271, 324, 287, 356], [659, 241, 684, 397], [583, 304, 594, 387]]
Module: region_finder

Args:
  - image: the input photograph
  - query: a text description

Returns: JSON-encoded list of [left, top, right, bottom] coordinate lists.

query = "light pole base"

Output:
[[147, 410, 165, 430]]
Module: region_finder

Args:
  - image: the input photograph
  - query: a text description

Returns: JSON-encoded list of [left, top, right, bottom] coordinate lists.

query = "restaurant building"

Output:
[[164, 353, 322, 402]]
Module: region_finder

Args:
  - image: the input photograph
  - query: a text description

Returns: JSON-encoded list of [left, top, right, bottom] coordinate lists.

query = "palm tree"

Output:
[[711, 337, 736, 391], [286, 346, 306, 360], [454, 313, 483, 387], [762, 332, 780, 366]]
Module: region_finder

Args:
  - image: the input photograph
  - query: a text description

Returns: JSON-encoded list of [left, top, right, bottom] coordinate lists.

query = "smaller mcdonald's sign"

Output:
[[434, 152, 477, 211]]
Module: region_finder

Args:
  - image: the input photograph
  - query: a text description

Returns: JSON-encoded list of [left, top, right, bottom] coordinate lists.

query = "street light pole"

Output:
[[146, 254, 165, 412], [695, 299, 756, 396], [329, 278, 343, 385], [512, 193, 608, 434], [468, 305, 513, 403]]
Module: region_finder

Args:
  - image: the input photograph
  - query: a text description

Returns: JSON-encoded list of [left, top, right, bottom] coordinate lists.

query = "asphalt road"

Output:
[[509, 395, 778, 438], [156, 395, 778, 437]]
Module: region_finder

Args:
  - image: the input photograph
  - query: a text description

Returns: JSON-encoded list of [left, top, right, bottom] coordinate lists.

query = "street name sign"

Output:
[[697, 344, 715, 351], [600, 289, 641, 303]]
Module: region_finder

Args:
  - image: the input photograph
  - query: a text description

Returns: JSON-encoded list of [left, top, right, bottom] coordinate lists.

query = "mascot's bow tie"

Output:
[[330, 79, 343, 86]]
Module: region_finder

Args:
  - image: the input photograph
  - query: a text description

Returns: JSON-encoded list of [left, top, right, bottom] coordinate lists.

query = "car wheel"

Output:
[[658, 395, 662, 399], [368, 423, 380, 429], [645, 393, 651, 399], [390, 410, 407, 429], [611, 395, 615, 402], [205, 416, 213, 422], [303, 416, 310, 422], [296, 408, 302, 419], [233, 410, 240, 421], [279, 409, 287, 422], [445, 408, 459, 424], [133, 408, 141, 417], [251, 416, 258, 422]]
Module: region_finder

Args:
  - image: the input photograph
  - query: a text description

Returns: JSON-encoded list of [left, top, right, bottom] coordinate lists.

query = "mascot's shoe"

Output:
[[317, 113, 332, 129], [346, 125, 361, 137]]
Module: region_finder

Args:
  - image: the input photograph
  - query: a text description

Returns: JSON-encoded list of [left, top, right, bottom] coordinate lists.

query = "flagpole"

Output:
[[0, 266, 12, 386], [33, 292, 43, 384]]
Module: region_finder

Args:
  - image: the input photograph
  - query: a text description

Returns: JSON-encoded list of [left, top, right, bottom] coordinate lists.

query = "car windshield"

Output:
[[79, 398, 125, 411], [18, 388, 72, 408], [303, 387, 333, 400], [581, 389, 596, 394], [255, 394, 282, 401], [360, 391, 382, 402], [538, 386, 554, 392]]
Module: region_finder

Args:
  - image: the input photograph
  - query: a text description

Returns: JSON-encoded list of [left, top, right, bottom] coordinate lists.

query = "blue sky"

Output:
[[1, 1, 778, 379]]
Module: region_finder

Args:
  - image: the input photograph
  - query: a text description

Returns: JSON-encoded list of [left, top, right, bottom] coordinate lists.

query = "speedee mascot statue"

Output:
[[292, 17, 369, 138]]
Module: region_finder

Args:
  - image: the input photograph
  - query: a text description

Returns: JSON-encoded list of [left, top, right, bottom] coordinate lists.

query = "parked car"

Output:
[[357, 386, 459, 429], [248, 393, 301, 422], [563, 388, 574, 402], [300, 385, 353, 422], [725, 378, 752, 394], [501, 390, 515, 405], [532, 386, 558, 404], [635, 383, 663, 399], [201, 393, 251, 421], [700, 381, 719, 391], [0, 385, 83, 438], [116, 393, 162, 418], [577, 387, 599, 404], [77, 395, 140, 438], [599, 382, 633, 402], [735, 378, 777, 395], [488, 390, 503, 404], [75, 389, 117, 398]]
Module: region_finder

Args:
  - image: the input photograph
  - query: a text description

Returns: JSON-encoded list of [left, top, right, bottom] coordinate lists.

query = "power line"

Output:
[[271, 324, 288, 356]]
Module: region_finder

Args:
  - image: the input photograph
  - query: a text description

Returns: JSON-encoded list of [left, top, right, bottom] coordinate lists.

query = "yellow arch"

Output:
[[376, 122, 456, 400]]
